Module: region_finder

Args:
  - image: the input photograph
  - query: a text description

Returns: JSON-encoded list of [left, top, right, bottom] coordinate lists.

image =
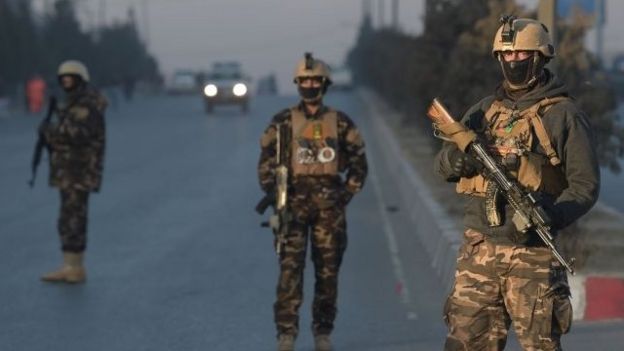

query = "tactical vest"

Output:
[[290, 108, 339, 176], [457, 97, 569, 197]]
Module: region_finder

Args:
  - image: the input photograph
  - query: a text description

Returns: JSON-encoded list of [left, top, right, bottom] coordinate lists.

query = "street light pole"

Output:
[[141, 0, 150, 48], [538, 0, 557, 70], [97, 0, 106, 29], [362, 0, 372, 20], [391, 0, 399, 30], [595, 0, 605, 66], [377, 0, 384, 28]]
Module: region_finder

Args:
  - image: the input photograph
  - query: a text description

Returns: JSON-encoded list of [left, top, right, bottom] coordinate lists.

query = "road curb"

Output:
[[570, 275, 624, 321], [358, 89, 461, 291]]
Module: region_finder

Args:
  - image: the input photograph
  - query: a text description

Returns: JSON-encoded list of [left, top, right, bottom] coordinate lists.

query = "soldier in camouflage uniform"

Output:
[[258, 53, 368, 351], [40, 60, 107, 284], [434, 17, 600, 350]]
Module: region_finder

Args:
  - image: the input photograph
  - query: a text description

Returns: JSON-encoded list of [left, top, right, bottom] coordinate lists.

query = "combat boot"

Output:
[[41, 252, 86, 284], [314, 334, 332, 351], [277, 334, 296, 351]]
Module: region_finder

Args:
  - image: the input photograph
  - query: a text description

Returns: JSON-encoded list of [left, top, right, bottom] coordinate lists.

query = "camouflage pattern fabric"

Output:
[[44, 85, 107, 192], [444, 229, 573, 351], [58, 189, 90, 253], [274, 195, 347, 336], [258, 102, 368, 337]]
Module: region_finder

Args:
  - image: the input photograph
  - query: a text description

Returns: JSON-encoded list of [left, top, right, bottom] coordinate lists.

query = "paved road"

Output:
[[0, 92, 622, 350]]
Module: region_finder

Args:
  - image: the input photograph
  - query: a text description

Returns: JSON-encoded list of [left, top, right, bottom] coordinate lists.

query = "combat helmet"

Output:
[[492, 16, 554, 88], [57, 60, 90, 82], [492, 16, 555, 58], [293, 53, 332, 85]]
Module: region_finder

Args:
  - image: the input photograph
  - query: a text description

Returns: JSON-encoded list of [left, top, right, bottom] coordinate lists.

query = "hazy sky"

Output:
[[34, 0, 624, 93]]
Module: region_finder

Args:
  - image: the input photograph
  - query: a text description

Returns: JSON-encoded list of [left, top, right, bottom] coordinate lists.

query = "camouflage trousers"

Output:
[[444, 229, 573, 351], [58, 189, 90, 253], [274, 204, 347, 337]]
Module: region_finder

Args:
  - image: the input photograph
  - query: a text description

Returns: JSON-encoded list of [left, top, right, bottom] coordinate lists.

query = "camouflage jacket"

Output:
[[258, 102, 368, 207], [44, 85, 107, 192]]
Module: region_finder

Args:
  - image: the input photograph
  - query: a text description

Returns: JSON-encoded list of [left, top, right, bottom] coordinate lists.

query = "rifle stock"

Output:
[[427, 98, 456, 125]]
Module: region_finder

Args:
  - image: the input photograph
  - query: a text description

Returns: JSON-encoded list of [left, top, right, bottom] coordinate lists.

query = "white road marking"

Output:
[[368, 155, 419, 320]]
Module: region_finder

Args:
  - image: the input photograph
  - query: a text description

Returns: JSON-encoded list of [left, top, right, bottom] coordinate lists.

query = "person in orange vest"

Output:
[[26, 75, 47, 114]]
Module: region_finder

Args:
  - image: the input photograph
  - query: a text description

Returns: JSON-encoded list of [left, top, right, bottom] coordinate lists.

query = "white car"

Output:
[[202, 62, 250, 114]]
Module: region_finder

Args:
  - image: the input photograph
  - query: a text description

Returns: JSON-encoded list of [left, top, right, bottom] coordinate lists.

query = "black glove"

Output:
[[535, 197, 561, 230], [255, 190, 276, 214], [528, 205, 551, 228], [449, 148, 481, 178]]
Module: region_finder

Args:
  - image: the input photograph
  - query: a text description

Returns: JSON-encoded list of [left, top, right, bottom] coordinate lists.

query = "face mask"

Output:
[[298, 86, 323, 101], [501, 56, 536, 86]]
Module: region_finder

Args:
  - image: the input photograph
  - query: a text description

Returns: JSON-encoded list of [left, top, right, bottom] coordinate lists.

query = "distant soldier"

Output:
[[258, 53, 368, 351], [40, 60, 107, 284], [434, 17, 600, 350]]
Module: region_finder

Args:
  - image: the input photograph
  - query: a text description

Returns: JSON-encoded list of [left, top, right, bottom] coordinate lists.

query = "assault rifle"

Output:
[[256, 123, 290, 257], [427, 98, 575, 274], [28, 96, 57, 188]]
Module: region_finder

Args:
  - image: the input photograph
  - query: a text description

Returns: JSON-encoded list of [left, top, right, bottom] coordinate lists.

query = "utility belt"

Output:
[[291, 174, 344, 209]]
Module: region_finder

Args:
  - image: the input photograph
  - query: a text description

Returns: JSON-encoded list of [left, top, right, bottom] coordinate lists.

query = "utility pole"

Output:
[[97, 0, 106, 29], [391, 0, 399, 31], [538, 0, 557, 70], [362, 0, 372, 20], [537, 0, 557, 44], [595, 0, 605, 66], [377, 0, 384, 28], [141, 0, 150, 48]]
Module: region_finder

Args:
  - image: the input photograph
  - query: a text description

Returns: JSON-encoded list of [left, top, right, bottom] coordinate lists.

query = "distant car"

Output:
[[202, 62, 250, 114], [330, 66, 353, 91], [167, 70, 198, 95]]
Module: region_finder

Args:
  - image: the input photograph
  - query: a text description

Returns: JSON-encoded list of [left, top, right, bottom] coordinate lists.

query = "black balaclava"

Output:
[[500, 52, 546, 89], [297, 79, 329, 104], [298, 86, 323, 101]]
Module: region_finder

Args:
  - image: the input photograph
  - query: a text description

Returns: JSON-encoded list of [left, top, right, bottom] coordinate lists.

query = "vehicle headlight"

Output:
[[233, 83, 247, 97], [204, 84, 218, 97]]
